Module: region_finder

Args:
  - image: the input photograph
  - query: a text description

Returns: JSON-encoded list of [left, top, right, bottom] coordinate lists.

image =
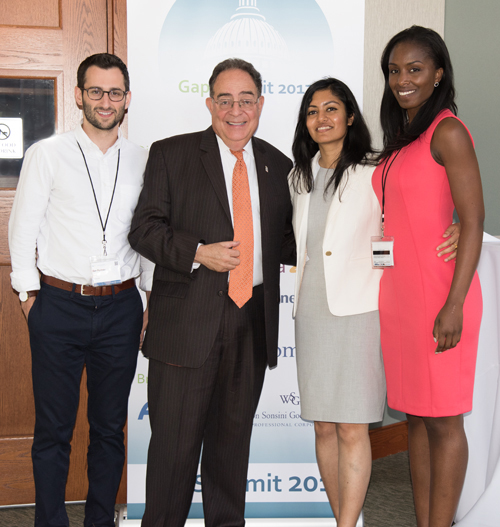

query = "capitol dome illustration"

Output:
[[204, 0, 290, 68]]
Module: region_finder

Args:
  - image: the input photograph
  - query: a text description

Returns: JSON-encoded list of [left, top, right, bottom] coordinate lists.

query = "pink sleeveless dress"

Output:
[[372, 109, 482, 417]]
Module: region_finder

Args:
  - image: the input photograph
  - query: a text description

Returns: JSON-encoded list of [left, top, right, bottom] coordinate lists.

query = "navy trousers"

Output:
[[28, 281, 143, 527]]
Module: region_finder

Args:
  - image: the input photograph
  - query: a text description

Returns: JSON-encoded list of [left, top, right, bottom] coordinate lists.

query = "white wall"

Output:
[[363, 0, 445, 150], [445, 0, 500, 235]]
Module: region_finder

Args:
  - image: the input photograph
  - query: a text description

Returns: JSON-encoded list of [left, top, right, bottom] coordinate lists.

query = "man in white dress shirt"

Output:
[[8, 53, 152, 527]]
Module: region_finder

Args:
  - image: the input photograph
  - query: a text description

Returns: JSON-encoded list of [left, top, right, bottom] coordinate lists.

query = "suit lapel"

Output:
[[253, 138, 271, 241], [200, 127, 232, 223]]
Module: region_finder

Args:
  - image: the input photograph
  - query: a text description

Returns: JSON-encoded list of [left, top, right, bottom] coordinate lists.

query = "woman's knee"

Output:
[[423, 415, 464, 439], [314, 421, 338, 440], [336, 423, 369, 445]]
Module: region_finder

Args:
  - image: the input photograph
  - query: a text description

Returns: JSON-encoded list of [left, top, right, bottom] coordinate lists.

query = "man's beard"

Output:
[[82, 100, 125, 131]]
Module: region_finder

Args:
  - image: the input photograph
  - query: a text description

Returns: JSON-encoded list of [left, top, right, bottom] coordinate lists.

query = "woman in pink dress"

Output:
[[373, 26, 484, 527]]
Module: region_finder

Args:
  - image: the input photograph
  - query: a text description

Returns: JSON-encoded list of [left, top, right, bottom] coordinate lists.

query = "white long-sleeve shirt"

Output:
[[9, 124, 154, 292]]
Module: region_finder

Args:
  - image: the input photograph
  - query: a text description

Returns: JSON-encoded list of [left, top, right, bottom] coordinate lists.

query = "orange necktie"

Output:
[[229, 149, 254, 308]]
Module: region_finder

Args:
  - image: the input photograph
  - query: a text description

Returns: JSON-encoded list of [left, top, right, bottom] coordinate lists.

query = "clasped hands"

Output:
[[194, 241, 241, 272]]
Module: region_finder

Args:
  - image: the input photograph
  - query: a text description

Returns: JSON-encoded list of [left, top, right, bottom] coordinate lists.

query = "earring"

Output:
[[434, 81, 440, 88]]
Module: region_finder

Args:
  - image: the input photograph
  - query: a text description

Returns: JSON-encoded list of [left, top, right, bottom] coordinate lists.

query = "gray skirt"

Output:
[[295, 308, 385, 423]]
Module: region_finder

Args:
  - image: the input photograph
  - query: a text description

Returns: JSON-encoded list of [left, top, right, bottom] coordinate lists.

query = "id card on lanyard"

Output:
[[77, 141, 123, 286], [372, 149, 401, 269], [371, 236, 394, 268], [90, 254, 122, 286]]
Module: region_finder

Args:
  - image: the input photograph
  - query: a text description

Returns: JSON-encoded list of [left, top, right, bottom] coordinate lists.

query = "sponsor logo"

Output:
[[138, 403, 149, 420], [280, 391, 300, 405]]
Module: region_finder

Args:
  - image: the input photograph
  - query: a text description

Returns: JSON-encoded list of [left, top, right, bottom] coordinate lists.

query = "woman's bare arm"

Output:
[[430, 117, 484, 352]]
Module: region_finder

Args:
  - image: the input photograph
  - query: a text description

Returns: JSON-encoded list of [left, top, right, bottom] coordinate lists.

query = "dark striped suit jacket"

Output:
[[129, 126, 295, 369]]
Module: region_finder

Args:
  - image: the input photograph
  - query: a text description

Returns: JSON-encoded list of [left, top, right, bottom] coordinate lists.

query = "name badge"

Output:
[[90, 254, 122, 286], [371, 236, 394, 268]]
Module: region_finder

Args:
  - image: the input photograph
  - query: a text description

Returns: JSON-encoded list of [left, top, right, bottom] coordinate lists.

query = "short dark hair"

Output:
[[290, 77, 374, 195], [379, 25, 457, 160], [208, 58, 262, 98], [77, 53, 130, 92]]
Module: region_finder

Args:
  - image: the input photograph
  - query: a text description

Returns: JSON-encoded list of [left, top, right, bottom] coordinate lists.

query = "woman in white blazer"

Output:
[[292, 151, 382, 319], [289, 78, 459, 527]]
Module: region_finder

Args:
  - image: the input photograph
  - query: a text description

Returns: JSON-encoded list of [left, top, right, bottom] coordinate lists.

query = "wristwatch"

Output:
[[19, 291, 38, 302]]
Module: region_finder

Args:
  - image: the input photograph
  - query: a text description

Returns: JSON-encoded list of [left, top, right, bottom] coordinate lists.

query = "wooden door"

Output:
[[0, 0, 128, 505]]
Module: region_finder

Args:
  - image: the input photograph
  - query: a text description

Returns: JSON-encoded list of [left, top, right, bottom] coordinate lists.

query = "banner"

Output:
[[126, 0, 365, 522]]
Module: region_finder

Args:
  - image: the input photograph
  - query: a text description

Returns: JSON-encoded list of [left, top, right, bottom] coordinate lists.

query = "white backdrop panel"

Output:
[[126, 0, 365, 521]]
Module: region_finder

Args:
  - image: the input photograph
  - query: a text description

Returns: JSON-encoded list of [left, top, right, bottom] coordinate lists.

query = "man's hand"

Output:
[[21, 296, 36, 322], [194, 241, 241, 272]]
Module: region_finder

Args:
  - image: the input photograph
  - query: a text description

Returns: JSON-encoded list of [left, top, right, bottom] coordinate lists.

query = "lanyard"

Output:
[[380, 149, 401, 236], [77, 141, 120, 256]]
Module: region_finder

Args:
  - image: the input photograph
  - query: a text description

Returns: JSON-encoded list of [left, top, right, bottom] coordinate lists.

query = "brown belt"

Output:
[[41, 274, 135, 296]]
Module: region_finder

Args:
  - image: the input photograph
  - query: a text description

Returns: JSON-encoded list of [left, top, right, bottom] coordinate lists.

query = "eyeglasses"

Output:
[[82, 87, 128, 102], [212, 97, 259, 110]]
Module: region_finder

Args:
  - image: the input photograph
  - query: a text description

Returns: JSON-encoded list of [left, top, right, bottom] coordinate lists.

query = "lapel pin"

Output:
[[265, 166, 269, 172]]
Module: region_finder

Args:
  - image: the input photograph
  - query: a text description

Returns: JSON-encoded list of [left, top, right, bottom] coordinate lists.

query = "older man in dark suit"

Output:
[[129, 58, 295, 527]]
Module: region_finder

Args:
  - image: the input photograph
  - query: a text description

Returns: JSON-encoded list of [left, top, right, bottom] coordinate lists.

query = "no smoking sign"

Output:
[[0, 118, 23, 159]]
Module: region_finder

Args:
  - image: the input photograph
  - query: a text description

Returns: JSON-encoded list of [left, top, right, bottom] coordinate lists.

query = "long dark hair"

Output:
[[290, 78, 374, 195], [378, 25, 457, 161]]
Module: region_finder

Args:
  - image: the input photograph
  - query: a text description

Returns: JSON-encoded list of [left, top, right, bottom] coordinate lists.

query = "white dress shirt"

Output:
[[9, 124, 154, 292], [216, 135, 263, 286]]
